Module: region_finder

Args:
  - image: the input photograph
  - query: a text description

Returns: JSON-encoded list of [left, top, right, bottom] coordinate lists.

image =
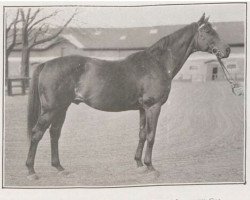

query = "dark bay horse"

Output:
[[26, 14, 230, 180]]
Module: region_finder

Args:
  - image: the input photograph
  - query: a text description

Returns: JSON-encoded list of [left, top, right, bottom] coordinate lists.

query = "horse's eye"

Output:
[[205, 28, 211, 33], [210, 41, 215, 45]]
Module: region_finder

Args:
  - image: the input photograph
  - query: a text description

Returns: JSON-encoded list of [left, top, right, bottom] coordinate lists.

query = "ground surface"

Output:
[[4, 81, 245, 187]]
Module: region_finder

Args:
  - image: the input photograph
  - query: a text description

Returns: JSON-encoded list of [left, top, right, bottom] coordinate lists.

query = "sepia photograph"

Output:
[[2, 2, 246, 188]]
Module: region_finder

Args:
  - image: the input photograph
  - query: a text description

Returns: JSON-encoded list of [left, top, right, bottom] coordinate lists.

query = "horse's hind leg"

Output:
[[134, 109, 146, 168], [49, 108, 68, 175], [26, 110, 56, 180]]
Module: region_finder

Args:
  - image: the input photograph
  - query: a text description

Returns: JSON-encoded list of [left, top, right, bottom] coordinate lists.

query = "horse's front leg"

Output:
[[134, 108, 146, 167], [144, 103, 161, 171]]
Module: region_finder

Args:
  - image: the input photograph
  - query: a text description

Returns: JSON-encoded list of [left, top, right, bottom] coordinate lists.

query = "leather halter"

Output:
[[194, 22, 219, 56]]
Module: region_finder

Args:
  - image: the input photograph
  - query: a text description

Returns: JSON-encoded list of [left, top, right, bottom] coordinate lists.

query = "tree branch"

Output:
[[6, 20, 20, 34], [31, 38, 64, 51], [28, 23, 49, 47], [26, 8, 31, 23], [20, 9, 25, 21], [30, 12, 76, 48], [27, 8, 41, 26], [6, 9, 20, 55], [27, 10, 58, 32], [20, 8, 27, 29], [6, 9, 20, 34]]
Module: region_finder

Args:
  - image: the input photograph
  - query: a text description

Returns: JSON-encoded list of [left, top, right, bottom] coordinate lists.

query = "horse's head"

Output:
[[195, 13, 230, 59]]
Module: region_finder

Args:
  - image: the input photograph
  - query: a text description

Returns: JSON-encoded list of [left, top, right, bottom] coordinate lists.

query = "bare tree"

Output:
[[5, 9, 20, 79], [19, 8, 76, 77]]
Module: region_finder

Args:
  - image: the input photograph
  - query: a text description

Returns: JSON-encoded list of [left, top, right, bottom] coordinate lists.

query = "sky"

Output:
[[5, 3, 246, 28]]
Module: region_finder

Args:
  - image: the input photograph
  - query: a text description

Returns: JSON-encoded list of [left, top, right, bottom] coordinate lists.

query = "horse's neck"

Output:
[[148, 23, 197, 78]]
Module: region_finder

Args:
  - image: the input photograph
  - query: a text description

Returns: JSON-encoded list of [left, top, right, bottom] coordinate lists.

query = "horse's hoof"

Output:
[[153, 170, 160, 178], [27, 173, 39, 180], [136, 160, 144, 167], [136, 166, 147, 174], [146, 169, 160, 178], [58, 170, 70, 177]]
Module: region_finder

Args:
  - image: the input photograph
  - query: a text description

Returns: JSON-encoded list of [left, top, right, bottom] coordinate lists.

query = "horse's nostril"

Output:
[[226, 47, 231, 55], [212, 48, 217, 54]]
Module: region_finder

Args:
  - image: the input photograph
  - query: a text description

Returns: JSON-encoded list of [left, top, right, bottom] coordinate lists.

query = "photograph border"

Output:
[[1, 1, 247, 189]]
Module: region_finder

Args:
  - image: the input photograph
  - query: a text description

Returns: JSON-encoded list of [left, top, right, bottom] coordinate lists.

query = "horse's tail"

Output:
[[27, 63, 45, 142]]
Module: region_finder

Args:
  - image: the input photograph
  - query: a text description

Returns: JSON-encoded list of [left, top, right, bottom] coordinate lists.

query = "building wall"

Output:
[[205, 57, 245, 81], [174, 46, 245, 82]]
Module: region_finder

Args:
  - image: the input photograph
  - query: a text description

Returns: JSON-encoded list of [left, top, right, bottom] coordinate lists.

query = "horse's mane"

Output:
[[125, 22, 197, 63], [147, 22, 197, 57]]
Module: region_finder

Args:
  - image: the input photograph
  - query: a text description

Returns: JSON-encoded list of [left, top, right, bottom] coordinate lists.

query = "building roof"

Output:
[[63, 21, 244, 50], [10, 21, 244, 51]]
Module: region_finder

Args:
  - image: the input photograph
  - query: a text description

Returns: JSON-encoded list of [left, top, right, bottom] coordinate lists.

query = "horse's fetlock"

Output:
[[26, 160, 33, 168], [144, 160, 152, 167], [134, 155, 141, 161], [51, 161, 60, 168]]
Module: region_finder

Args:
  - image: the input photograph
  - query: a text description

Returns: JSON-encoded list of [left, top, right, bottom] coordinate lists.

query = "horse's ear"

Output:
[[204, 16, 210, 24], [198, 13, 205, 26]]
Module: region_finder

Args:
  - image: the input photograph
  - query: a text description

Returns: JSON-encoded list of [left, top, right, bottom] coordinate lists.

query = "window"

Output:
[[119, 35, 127, 40], [94, 31, 102, 35], [149, 29, 158, 34]]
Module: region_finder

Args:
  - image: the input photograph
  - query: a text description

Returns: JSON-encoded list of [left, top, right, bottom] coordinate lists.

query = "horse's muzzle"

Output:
[[225, 46, 231, 58], [212, 46, 230, 58]]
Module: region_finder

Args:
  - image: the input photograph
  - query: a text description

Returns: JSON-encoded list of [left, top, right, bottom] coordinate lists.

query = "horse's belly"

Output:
[[75, 62, 141, 111], [84, 90, 139, 112], [77, 80, 139, 112]]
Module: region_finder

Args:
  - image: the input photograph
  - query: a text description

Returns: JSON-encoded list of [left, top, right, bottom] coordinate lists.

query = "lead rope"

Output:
[[217, 57, 244, 96]]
